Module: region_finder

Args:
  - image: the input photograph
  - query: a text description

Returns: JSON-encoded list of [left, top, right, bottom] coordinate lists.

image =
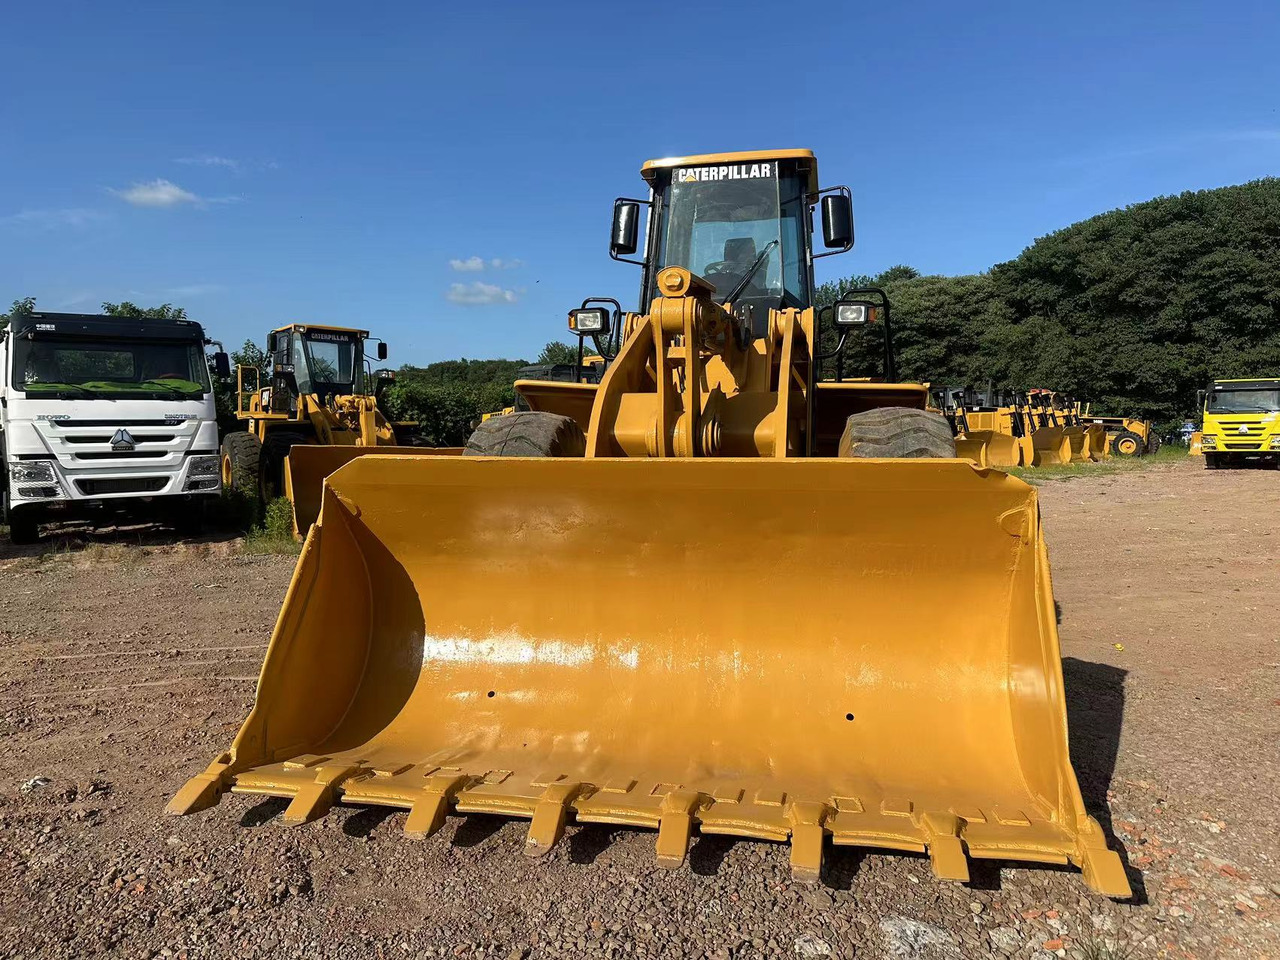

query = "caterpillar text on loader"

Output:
[[170, 149, 1130, 898], [220, 324, 459, 534]]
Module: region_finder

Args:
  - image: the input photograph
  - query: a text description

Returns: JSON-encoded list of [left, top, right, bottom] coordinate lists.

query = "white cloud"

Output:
[[0, 207, 104, 229], [113, 179, 201, 208], [166, 283, 224, 297], [446, 281, 519, 305], [175, 155, 240, 170], [449, 256, 525, 272]]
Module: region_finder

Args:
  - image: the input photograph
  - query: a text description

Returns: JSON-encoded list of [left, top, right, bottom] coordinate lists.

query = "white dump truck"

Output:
[[0, 311, 230, 543]]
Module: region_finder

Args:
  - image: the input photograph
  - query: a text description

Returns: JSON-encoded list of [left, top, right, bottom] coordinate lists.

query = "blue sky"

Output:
[[3, 0, 1279, 365]]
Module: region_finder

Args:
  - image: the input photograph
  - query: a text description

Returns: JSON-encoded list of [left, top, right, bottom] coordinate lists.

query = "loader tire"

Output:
[[838, 407, 957, 459], [221, 432, 262, 497], [259, 432, 307, 503], [1146, 433, 1162, 456], [463, 412, 586, 457], [1111, 430, 1144, 457]]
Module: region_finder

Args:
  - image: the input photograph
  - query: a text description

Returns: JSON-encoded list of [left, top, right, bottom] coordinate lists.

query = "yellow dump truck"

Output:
[[1199, 377, 1280, 468], [171, 149, 1128, 898]]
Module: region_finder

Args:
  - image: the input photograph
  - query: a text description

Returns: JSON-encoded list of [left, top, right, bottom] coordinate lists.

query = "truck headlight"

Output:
[[1269, 436, 1280, 449], [187, 455, 220, 478], [184, 455, 221, 491], [1201, 435, 1217, 447], [10, 461, 57, 483]]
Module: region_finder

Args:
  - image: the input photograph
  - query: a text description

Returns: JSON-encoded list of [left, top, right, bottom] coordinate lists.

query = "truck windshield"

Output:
[[1207, 387, 1280, 414], [14, 337, 211, 397], [649, 165, 809, 312], [292, 331, 363, 395]]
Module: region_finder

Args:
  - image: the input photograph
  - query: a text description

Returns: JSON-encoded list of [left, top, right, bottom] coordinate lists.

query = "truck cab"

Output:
[[1199, 377, 1280, 468], [0, 311, 228, 542]]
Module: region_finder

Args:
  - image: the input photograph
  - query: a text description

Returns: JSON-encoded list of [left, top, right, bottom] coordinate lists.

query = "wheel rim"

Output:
[[1118, 438, 1137, 455], [221, 453, 234, 488]]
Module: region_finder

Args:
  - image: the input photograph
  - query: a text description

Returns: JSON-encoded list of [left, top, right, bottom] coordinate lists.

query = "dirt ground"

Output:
[[0, 457, 1276, 960]]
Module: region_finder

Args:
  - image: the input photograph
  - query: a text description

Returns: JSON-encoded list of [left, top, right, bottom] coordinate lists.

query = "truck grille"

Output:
[[74, 477, 169, 496]]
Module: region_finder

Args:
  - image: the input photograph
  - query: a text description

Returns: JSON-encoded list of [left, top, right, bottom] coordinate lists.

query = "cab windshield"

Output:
[[14, 336, 211, 398], [1207, 387, 1280, 414], [292, 332, 363, 396], [649, 165, 810, 314]]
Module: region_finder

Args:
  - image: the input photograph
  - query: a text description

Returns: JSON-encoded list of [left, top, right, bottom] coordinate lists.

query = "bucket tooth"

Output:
[[282, 764, 359, 825], [1076, 817, 1132, 898], [923, 812, 969, 883], [787, 801, 830, 883], [523, 781, 583, 857], [655, 790, 701, 869], [166, 753, 233, 816], [404, 772, 472, 839]]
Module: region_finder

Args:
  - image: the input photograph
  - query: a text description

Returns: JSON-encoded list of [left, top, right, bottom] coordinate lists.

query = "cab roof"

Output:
[[641, 149, 819, 194], [1212, 378, 1280, 386], [272, 323, 370, 338]]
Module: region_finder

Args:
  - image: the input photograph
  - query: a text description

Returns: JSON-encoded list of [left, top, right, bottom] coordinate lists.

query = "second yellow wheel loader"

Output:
[[221, 323, 458, 534], [170, 149, 1129, 899]]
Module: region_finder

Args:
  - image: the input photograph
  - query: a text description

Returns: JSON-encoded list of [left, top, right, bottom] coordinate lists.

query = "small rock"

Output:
[[969, 902, 984, 915], [879, 915, 959, 958], [793, 933, 833, 957], [20, 776, 51, 794], [1042, 940, 1064, 951]]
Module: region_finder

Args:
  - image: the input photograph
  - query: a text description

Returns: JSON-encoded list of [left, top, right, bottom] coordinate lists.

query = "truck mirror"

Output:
[[212, 352, 231, 379], [611, 200, 640, 257], [266, 332, 277, 353], [821, 194, 854, 249], [1196, 389, 1206, 411], [376, 342, 388, 361]]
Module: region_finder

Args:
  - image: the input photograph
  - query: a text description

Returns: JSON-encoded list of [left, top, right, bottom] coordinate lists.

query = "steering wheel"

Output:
[[701, 261, 739, 278]]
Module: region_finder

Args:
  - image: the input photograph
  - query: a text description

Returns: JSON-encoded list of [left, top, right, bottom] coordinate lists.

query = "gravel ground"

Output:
[[0, 457, 1276, 959]]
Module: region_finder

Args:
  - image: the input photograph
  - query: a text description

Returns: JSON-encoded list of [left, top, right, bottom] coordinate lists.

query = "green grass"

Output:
[[241, 497, 301, 555], [1008, 442, 1187, 483], [1077, 931, 1135, 960]]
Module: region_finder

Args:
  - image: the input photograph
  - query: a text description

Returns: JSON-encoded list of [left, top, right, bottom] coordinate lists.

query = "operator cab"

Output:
[[610, 150, 853, 338], [266, 325, 386, 410]]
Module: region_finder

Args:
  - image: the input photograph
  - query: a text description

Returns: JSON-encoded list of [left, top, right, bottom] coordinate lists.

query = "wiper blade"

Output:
[[27, 382, 98, 398], [721, 239, 780, 306]]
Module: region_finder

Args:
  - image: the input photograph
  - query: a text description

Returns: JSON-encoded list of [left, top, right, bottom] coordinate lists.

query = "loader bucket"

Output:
[[1065, 428, 1089, 463], [1030, 428, 1071, 466], [169, 455, 1129, 897], [283, 444, 463, 536], [953, 435, 989, 467], [1085, 425, 1109, 462]]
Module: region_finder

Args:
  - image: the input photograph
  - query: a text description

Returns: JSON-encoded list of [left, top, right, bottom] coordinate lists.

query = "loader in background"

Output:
[[220, 323, 459, 534], [934, 386, 1026, 468], [170, 148, 1129, 899], [1080, 407, 1157, 458]]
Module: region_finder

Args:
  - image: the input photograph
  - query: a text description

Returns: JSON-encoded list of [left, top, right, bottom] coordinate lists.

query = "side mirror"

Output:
[[212, 351, 231, 379], [376, 342, 388, 361], [611, 200, 640, 257], [1196, 389, 1206, 410], [266, 332, 277, 353], [821, 195, 854, 249], [833, 299, 875, 325]]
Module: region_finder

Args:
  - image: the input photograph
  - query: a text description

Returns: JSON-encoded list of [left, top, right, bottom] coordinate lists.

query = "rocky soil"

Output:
[[0, 457, 1276, 959]]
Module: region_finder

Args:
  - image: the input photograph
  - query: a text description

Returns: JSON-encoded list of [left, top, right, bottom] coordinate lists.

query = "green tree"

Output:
[[101, 301, 187, 320], [1, 296, 37, 331], [536, 341, 580, 364]]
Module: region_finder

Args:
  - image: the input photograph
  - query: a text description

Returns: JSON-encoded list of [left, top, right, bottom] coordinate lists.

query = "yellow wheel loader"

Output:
[[220, 324, 459, 535], [1023, 390, 1073, 466], [171, 149, 1129, 898], [936, 387, 1025, 468]]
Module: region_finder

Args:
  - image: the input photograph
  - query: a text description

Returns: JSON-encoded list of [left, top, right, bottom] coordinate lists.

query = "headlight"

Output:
[[10, 461, 56, 483], [834, 300, 876, 325], [1269, 436, 1280, 449], [568, 307, 609, 335], [1201, 435, 1217, 447], [187, 455, 220, 478]]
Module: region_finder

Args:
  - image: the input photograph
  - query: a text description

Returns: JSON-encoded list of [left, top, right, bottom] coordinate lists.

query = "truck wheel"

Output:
[[221, 432, 262, 496], [838, 408, 957, 458], [1111, 430, 1144, 457], [7, 507, 41, 545], [463, 412, 586, 457], [1204, 453, 1220, 470]]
